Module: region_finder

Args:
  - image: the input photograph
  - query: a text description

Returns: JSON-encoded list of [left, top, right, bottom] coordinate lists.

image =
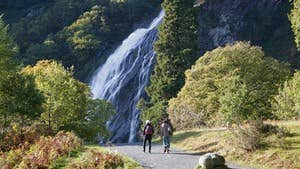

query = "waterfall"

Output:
[[90, 10, 164, 143]]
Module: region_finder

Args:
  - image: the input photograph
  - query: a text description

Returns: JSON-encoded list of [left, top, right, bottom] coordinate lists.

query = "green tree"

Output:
[[3, 74, 44, 133], [75, 99, 115, 141], [0, 16, 17, 136], [22, 60, 89, 132], [168, 42, 291, 129], [0, 17, 43, 136], [272, 71, 300, 120], [62, 5, 108, 65], [290, 0, 300, 49], [0, 15, 17, 75], [141, 0, 198, 128]]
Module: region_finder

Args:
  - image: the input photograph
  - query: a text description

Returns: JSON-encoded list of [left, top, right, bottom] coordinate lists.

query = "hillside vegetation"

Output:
[[1, 0, 300, 168], [0, 0, 161, 80], [170, 121, 300, 169]]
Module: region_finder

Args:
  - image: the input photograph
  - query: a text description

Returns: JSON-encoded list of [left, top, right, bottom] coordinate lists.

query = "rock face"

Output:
[[197, 0, 298, 66], [198, 153, 227, 169]]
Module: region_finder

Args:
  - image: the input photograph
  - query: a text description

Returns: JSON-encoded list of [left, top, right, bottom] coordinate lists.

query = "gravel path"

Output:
[[108, 143, 252, 169]]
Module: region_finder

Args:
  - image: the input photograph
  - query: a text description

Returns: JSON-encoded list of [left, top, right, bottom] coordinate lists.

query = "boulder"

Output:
[[198, 153, 227, 169]]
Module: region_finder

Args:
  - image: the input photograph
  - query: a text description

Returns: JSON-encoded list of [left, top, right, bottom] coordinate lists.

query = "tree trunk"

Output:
[[20, 115, 25, 143], [48, 95, 52, 135], [1, 113, 8, 140]]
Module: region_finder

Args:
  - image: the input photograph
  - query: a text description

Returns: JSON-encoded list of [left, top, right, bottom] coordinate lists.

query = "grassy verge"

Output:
[[51, 145, 142, 169], [168, 121, 300, 169]]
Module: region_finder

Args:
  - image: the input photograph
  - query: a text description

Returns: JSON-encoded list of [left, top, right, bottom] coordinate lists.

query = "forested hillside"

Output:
[[1, 0, 300, 168], [0, 0, 161, 80]]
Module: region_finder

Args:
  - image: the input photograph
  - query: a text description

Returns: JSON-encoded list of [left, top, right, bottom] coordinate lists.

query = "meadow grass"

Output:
[[168, 121, 300, 169]]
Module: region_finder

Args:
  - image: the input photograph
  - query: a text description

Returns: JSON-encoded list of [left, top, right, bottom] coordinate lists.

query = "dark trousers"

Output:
[[143, 134, 152, 152]]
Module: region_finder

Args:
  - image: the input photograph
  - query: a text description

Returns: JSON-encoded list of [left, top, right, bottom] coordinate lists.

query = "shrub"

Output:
[[272, 71, 300, 120], [0, 123, 42, 152], [67, 149, 124, 169], [0, 148, 24, 169], [18, 131, 82, 168], [232, 122, 263, 152], [231, 121, 291, 152], [0, 131, 82, 169]]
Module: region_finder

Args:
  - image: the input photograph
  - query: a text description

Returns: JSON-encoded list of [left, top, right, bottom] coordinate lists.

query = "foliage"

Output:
[[290, 0, 300, 49], [71, 99, 116, 142], [232, 122, 264, 152], [0, 16, 43, 140], [168, 42, 291, 129], [0, 16, 17, 137], [141, 0, 198, 129], [0, 123, 42, 152], [67, 149, 124, 169], [0, 15, 17, 73], [22, 60, 89, 132], [272, 71, 300, 120], [2, 0, 161, 80], [0, 131, 82, 169], [21, 60, 115, 141]]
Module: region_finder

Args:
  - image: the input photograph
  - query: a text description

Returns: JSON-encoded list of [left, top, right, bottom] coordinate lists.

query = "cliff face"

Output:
[[197, 0, 298, 66]]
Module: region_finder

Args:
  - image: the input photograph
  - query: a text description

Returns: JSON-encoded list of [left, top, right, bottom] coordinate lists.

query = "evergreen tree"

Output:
[[0, 15, 17, 75], [141, 0, 198, 128], [0, 16, 17, 136], [0, 17, 43, 136]]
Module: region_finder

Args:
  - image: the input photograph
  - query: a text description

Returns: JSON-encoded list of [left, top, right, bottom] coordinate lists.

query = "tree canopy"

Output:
[[290, 0, 300, 49], [272, 71, 300, 120], [0, 16, 43, 136], [22, 60, 89, 131], [168, 42, 291, 129]]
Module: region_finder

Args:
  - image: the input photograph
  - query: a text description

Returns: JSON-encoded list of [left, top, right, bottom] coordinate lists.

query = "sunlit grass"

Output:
[[170, 121, 300, 169]]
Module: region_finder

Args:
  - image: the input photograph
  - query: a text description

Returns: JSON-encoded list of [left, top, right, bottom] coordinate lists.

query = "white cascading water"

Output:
[[90, 10, 164, 143]]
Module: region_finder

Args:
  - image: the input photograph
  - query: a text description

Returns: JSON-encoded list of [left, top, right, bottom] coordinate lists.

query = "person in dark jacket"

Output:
[[143, 120, 154, 153]]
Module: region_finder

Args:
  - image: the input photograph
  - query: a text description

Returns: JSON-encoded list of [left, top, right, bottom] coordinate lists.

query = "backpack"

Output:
[[145, 125, 153, 135]]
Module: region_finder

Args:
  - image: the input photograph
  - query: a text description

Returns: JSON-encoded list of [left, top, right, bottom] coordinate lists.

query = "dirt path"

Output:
[[108, 143, 252, 169]]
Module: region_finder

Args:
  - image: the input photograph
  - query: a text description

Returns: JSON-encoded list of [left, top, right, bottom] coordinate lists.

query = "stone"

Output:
[[198, 153, 227, 169]]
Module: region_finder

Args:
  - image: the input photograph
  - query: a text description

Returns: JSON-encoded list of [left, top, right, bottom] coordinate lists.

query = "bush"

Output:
[[0, 131, 82, 169], [0, 148, 24, 169], [272, 71, 300, 120], [232, 122, 263, 152], [231, 121, 291, 152], [67, 149, 124, 169], [18, 131, 82, 168], [0, 123, 42, 152]]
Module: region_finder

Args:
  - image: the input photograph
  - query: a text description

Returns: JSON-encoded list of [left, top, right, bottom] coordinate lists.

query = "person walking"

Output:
[[161, 120, 172, 153], [143, 120, 154, 153]]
